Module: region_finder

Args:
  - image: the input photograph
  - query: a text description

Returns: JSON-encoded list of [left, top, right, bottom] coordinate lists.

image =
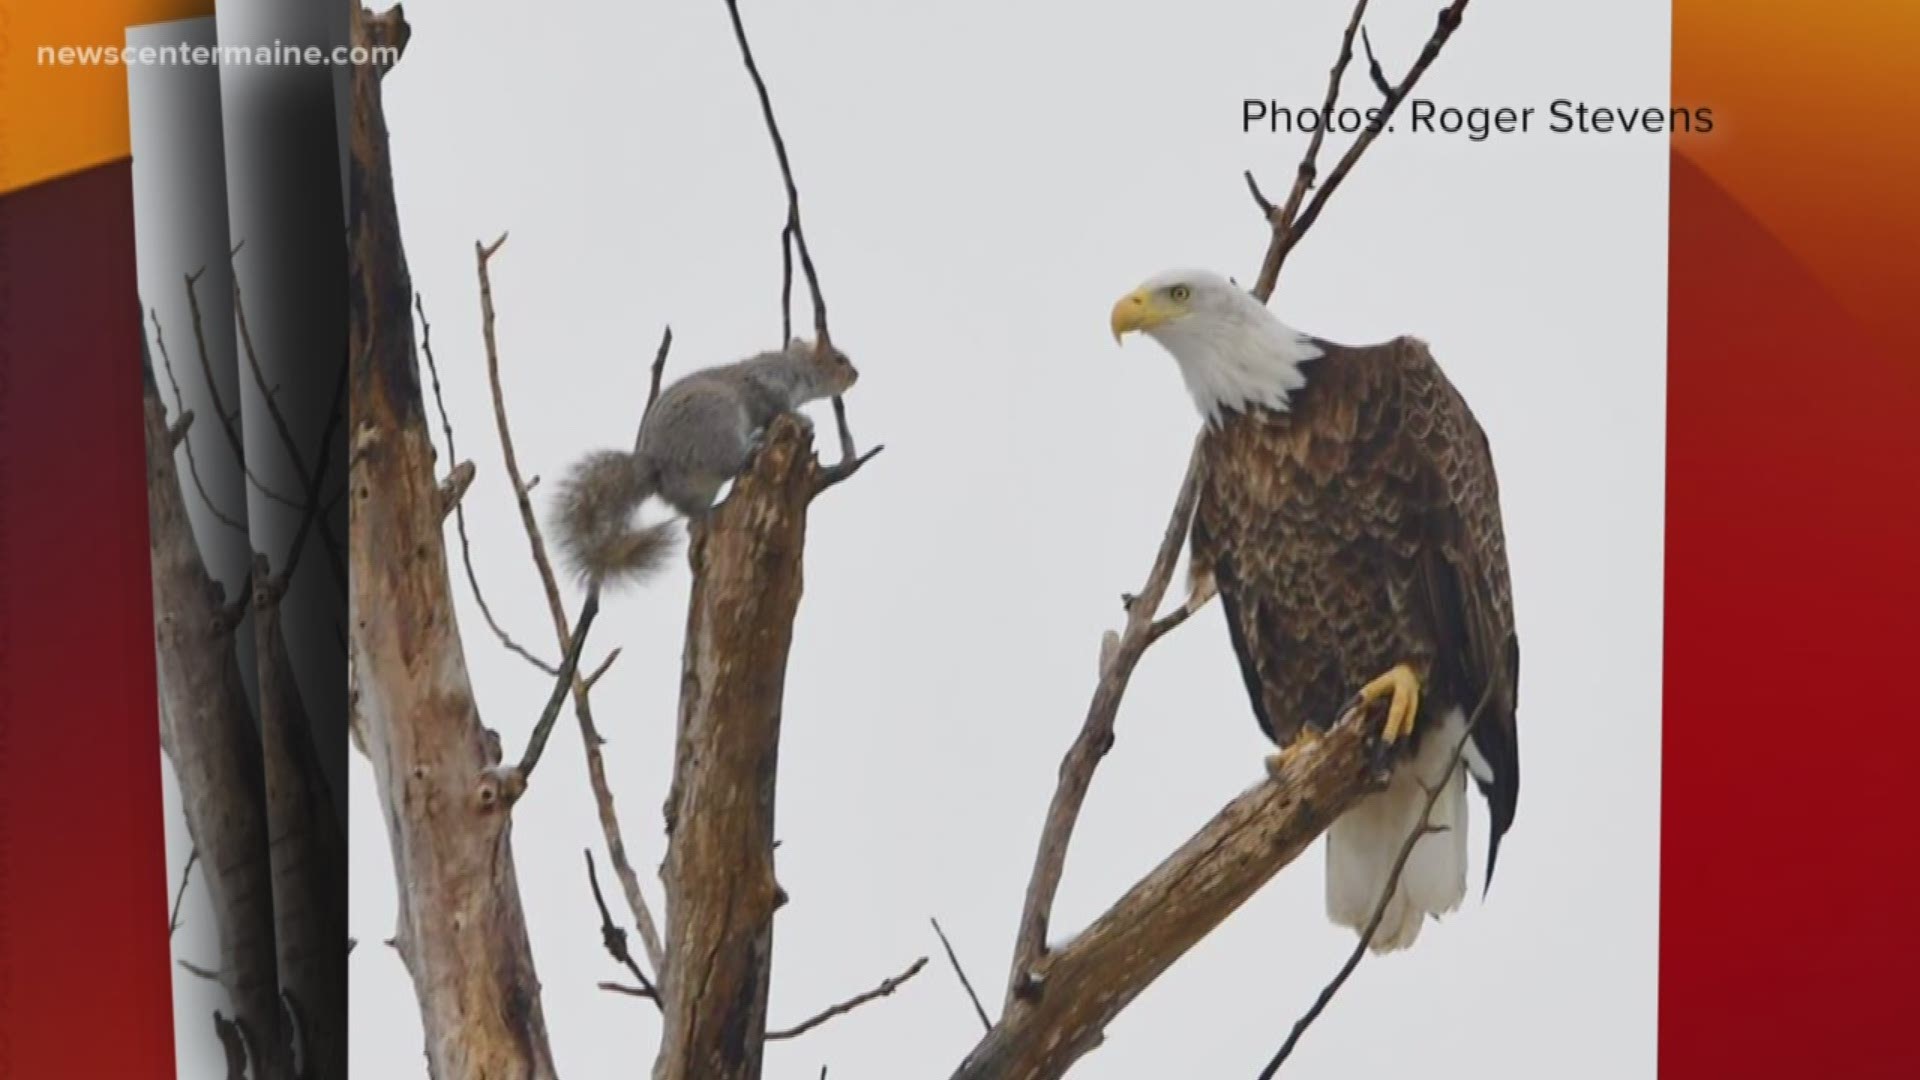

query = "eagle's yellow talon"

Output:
[[1357, 663, 1422, 745]]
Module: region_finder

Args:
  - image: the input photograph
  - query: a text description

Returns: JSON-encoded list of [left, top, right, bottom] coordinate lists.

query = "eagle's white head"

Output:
[[1109, 268, 1323, 424]]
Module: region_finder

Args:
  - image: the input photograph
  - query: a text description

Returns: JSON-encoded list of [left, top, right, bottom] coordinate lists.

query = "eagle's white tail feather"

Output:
[[1325, 707, 1470, 953]]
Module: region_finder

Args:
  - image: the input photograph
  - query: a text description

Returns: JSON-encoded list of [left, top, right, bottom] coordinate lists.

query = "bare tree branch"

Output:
[[149, 311, 248, 533], [1005, 440, 1206, 1002], [182, 269, 300, 510], [143, 346, 294, 1080], [439, 460, 477, 516], [953, 698, 1401, 1080], [485, 589, 600, 804], [780, 222, 796, 346], [168, 848, 199, 937], [1250, 0, 1371, 301], [585, 849, 659, 1006], [271, 353, 350, 593], [721, 0, 861, 465], [346, 5, 558, 1073], [180, 959, 224, 982], [931, 917, 992, 1033], [767, 956, 928, 1040], [230, 270, 349, 591], [1250, 0, 1472, 300], [1258, 681, 1497, 1077], [1359, 26, 1393, 97], [724, 0, 826, 346], [472, 234, 666, 975], [599, 981, 657, 999], [644, 324, 674, 420], [583, 646, 623, 690], [417, 291, 560, 676]]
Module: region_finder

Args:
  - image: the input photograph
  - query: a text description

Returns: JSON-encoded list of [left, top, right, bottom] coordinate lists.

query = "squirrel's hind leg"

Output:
[[657, 469, 728, 520]]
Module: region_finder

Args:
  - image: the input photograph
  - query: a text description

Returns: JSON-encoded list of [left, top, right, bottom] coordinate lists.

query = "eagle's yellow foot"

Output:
[[1264, 726, 1323, 779], [1354, 663, 1422, 745]]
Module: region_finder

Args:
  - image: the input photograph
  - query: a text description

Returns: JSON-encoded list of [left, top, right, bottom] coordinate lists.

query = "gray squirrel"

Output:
[[552, 338, 858, 590]]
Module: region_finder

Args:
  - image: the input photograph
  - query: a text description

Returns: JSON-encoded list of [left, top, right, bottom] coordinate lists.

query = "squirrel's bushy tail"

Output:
[[552, 450, 679, 590]]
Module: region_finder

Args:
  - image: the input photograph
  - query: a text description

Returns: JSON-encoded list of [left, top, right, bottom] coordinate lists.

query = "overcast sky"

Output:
[[345, 1, 1669, 1076]]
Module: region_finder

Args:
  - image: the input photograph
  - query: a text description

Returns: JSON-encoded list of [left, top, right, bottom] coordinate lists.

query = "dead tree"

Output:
[[646, 1, 884, 1074], [150, 230, 350, 1080], [142, 329, 293, 1080], [346, 4, 560, 1076], [346, 0, 911, 1074], [951, 3, 1477, 1077]]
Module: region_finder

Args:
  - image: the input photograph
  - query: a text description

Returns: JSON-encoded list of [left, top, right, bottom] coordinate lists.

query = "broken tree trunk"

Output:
[[651, 415, 820, 1080], [347, 5, 557, 1076]]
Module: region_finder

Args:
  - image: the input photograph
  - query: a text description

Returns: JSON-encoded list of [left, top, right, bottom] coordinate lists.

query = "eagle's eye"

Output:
[[1169, 284, 1192, 302]]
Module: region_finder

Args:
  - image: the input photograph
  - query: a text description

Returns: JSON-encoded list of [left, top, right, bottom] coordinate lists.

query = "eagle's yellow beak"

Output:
[[1110, 288, 1175, 343]]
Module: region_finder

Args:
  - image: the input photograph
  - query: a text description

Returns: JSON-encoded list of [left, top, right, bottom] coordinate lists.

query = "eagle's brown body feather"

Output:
[[1193, 335, 1520, 883]]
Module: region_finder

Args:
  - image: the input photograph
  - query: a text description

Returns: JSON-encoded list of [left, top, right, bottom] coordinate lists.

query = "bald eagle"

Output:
[[1112, 269, 1519, 953]]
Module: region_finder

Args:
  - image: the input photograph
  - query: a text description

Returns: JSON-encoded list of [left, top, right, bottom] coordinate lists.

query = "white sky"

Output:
[[346, 1, 1669, 1077]]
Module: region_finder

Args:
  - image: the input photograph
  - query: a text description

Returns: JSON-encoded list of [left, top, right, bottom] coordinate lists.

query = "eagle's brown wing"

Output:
[[1195, 340, 1413, 747], [1390, 338, 1520, 882], [1194, 336, 1520, 883]]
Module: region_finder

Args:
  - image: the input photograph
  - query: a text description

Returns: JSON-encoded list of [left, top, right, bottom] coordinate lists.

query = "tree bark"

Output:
[[651, 415, 819, 1080], [950, 710, 1386, 1080], [143, 365, 292, 1080], [253, 558, 347, 1080], [347, 5, 557, 1077]]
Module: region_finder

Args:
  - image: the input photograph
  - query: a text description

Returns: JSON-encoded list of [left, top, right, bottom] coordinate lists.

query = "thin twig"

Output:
[[474, 235, 666, 974], [599, 982, 656, 998], [1253, 0, 1472, 299], [585, 849, 659, 1006], [1244, 170, 1276, 216], [1250, 0, 1371, 301], [1257, 674, 1501, 1077], [722, 0, 861, 464], [274, 355, 350, 590], [181, 271, 300, 510], [180, 959, 222, 982], [1360, 26, 1393, 96], [416, 291, 559, 675], [168, 847, 199, 937], [723, 0, 827, 345], [1005, 439, 1207, 1002], [231, 270, 350, 591], [149, 311, 248, 533], [1145, 574, 1216, 647], [510, 589, 600, 785], [583, 647, 623, 691], [780, 221, 796, 346], [932, 917, 993, 1033], [643, 325, 674, 421], [812, 442, 885, 496], [767, 956, 928, 1040]]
